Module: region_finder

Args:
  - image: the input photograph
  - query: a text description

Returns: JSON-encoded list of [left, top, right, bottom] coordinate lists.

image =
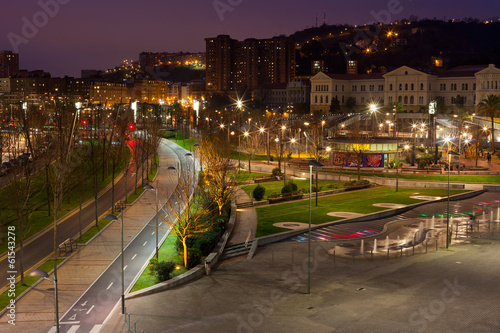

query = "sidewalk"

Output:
[[227, 188, 257, 245], [0, 139, 180, 332]]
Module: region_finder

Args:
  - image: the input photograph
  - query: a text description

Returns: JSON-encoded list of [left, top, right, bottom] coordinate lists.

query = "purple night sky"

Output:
[[1, 0, 499, 77]]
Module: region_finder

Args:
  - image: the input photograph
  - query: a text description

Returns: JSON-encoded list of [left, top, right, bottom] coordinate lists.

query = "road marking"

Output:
[[89, 325, 103, 333], [107, 282, 113, 290], [86, 305, 95, 315], [67, 326, 80, 333], [159, 222, 162, 226], [81, 301, 87, 306], [59, 321, 80, 325], [123, 265, 128, 271], [131, 254, 137, 260], [68, 314, 77, 321], [47, 327, 56, 333], [152, 231, 155, 235], [143, 241, 147, 246]]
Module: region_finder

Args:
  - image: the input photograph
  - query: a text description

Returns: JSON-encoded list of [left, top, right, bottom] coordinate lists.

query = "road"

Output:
[[55, 142, 196, 333], [0, 141, 148, 292]]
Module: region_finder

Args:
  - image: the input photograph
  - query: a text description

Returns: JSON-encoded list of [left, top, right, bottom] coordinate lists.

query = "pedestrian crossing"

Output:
[[47, 324, 102, 333]]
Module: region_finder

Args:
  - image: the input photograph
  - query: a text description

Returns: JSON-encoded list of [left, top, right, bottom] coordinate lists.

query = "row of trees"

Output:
[[0, 100, 162, 285]]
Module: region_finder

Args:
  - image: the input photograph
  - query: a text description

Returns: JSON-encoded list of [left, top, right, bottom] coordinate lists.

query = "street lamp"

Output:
[[144, 182, 159, 260], [260, 127, 270, 164], [105, 203, 126, 314], [443, 136, 453, 249], [307, 159, 324, 294], [28, 269, 59, 332]]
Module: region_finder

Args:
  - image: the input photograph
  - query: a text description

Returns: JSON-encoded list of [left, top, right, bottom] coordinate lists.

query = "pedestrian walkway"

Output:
[[227, 188, 257, 245], [0, 139, 181, 333]]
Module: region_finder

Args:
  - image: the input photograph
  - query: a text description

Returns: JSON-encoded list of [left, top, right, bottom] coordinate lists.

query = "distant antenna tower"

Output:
[[323, 10, 326, 25]]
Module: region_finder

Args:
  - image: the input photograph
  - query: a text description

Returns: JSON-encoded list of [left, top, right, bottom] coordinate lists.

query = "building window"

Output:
[[420, 83, 424, 91], [389, 96, 393, 103], [390, 84, 393, 91], [399, 84, 402, 91], [320, 96, 323, 104], [398, 96, 402, 103], [410, 96, 414, 104], [315, 95, 317, 103], [404, 96, 408, 104], [405, 83, 408, 91], [418, 96, 424, 104], [411, 83, 414, 91]]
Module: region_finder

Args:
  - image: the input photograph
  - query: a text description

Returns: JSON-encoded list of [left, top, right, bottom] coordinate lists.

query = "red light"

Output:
[[82, 120, 87, 125], [129, 124, 134, 130]]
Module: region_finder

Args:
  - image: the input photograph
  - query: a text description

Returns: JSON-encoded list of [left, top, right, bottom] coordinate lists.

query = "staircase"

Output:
[[220, 240, 255, 260]]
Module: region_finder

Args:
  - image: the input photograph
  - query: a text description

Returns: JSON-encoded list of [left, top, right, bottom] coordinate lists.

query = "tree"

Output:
[[156, 168, 213, 268], [478, 95, 500, 152], [200, 136, 236, 215], [345, 97, 356, 113], [241, 132, 262, 173], [329, 97, 341, 114]]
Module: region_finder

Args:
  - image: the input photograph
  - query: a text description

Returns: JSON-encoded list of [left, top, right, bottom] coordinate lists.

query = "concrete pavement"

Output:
[[99, 193, 500, 333], [0, 139, 181, 332]]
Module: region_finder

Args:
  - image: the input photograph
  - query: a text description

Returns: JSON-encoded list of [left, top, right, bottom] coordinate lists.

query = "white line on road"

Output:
[[60, 322, 80, 325], [123, 265, 128, 271], [86, 305, 95, 315], [152, 231, 155, 235], [47, 327, 56, 333], [143, 241, 148, 246], [131, 254, 137, 260], [106, 282, 113, 290], [89, 325, 103, 333], [68, 326, 80, 333]]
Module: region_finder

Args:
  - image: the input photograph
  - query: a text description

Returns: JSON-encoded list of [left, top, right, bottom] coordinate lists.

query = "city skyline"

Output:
[[1, 0, 499, 77]]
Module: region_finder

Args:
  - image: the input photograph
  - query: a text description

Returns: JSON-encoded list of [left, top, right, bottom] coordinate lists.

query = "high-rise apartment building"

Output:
[[0, 51, 19, 78], [205, 35, 295, 92]]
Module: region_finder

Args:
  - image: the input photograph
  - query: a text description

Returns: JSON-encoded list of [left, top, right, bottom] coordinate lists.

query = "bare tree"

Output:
[[200, 136, 236, 215]]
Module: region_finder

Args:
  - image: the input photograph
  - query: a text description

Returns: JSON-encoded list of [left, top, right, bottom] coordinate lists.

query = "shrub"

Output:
[[253, 184, 266, 201], [326, 183, 338, 189], [153, 261, 176, 282], [187, 248, 202, 268], [148, 258, 158, 275], [271, 167, 282, 176], [311, 186, 322, 192], [193, 231, 220, 256]]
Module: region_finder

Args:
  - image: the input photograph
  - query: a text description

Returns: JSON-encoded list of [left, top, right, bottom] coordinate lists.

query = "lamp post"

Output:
[[307, 159, 324, 294], [144, 181, 159, 260], [105, 202, 126, 314], [281, 125, 286, 183], [29, 269, 59, 332], [444, 137, 452, 249]]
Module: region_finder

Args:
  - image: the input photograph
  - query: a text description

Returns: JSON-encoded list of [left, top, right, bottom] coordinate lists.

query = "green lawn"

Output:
[[130, 232, 187, 292], [240, 179, 342, 199], [167, 132, 198, 151], [255, 187, 468, 237], [0, 147, 131, 255], [235, 171, 270, 182], [0, 259, 63, 312]]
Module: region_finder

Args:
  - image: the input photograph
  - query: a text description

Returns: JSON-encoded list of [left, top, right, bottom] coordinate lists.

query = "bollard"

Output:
[[134, 322, 136, 333], [400, 246, 403, 258], [371, 250, 373, 261], [128, 314, 131, 331], [387, 248, 389, 260], [426, 241, 428, 253], [435, 239, 438, 251], [413, 244, 415, 256]]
